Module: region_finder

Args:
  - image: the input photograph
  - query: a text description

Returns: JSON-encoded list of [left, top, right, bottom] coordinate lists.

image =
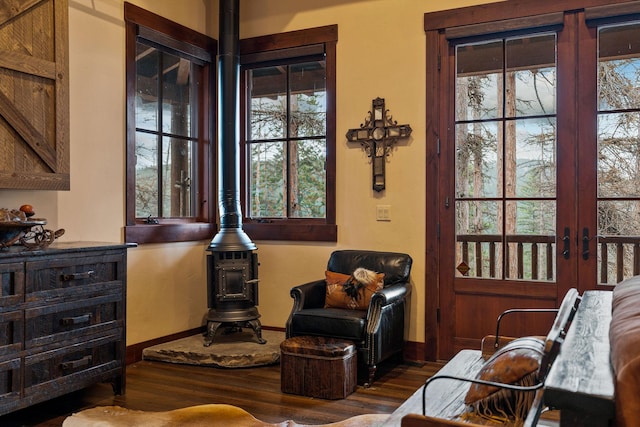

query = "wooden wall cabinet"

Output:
[[0, 242, 130, 415], [0, 0, 70, 190]]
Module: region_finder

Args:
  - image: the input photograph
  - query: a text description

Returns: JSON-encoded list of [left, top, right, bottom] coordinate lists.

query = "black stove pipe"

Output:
[[209, 0, 256, 252]]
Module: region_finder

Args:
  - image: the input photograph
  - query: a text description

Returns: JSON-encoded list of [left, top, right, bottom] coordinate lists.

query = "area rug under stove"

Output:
[[142, 329, 284, 368]]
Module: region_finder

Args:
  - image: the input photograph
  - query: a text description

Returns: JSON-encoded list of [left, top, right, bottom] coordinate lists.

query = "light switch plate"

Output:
[[376, 205, 391, 221]]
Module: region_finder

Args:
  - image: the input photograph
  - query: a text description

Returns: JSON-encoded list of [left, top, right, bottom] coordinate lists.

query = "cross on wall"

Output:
[[346, 97, 412, 192]]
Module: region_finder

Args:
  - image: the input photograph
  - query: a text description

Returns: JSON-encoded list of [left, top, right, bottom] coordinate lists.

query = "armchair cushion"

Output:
[[324, 269, 384, 310], [289, 307, 367, 341]]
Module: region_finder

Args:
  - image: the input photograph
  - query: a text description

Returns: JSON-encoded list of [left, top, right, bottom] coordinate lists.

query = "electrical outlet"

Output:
[[376, 205, 391, 221]]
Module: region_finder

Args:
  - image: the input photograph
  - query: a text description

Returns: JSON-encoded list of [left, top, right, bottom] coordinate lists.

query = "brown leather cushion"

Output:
[[324, 269, 384, 310], [610, 276, 640, 427], [465, 336, 544, 421]]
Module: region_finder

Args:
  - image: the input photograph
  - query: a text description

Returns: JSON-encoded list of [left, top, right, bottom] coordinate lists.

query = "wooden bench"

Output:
[[384, 288, 582, 427], [543, 290, 615, 426]]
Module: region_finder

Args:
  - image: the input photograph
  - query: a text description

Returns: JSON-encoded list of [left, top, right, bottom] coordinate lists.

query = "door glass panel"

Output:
[[456, 40, 502, 120], [455, 200, 503, 278], [597, 22, 640, 285], [455, 121, 500, 198], [508, 118, 557, 198], [455, 33, 557, 281]]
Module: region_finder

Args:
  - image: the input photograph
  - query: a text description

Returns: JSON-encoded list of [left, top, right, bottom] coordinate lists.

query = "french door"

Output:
[[425, 1, 640, 360]]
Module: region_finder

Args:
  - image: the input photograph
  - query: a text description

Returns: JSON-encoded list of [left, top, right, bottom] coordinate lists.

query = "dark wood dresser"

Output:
[[0, 242, 133, 415]]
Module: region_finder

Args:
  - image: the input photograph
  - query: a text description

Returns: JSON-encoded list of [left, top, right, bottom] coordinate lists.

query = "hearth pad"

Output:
[[142, 330, 284, 368]]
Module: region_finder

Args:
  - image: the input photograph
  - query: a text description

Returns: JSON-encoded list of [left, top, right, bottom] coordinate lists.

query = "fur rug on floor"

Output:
[[62, 404, 390, 427]]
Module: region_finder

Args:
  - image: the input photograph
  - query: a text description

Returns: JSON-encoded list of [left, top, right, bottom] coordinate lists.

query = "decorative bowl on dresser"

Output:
[[0, 241, 134, 416]]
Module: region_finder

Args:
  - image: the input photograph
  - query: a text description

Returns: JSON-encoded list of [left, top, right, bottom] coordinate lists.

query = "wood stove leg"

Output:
[[203, 321, 223, 347], [247, 319, 267, 344]]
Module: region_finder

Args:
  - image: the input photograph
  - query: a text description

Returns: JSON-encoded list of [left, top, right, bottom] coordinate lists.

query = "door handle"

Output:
[[562, 227, 570, 259], [582, 228, 590, 260]]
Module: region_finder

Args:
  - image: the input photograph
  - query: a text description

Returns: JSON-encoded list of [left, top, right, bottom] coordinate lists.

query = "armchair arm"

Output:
[[371, 282, 411, 306], [290, 279, 327, 310]]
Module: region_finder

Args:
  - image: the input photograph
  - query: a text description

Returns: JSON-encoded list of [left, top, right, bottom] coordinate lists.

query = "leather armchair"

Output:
[[286, 250, 412, 386]]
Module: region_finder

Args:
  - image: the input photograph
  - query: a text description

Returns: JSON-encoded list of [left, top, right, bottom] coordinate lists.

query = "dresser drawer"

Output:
[[25, 252, 124, 300], [0, 262, 24, 308], [0, 310, 23, 357], [25, 290, 122, 349], [24, 333, 122, 396], [0, 358, 20, 400]]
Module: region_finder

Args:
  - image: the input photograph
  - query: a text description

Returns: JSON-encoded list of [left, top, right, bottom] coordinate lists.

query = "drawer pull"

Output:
[[60, 313, 92, 326], [61, 270, 95, 281], [61, 355, 92, 371]]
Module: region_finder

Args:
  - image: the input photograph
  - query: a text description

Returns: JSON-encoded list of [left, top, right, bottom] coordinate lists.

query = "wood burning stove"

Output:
[[203, 0, 265, 346], [203, 249, 265, 346]]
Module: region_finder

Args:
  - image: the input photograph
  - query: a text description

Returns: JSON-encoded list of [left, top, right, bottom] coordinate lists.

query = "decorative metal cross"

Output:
[[346, 97, 412, 192]]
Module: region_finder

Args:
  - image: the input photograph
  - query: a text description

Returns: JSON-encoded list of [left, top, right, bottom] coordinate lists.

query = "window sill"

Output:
[[124, 223, 217, 244], [243, 222, 337, 242]]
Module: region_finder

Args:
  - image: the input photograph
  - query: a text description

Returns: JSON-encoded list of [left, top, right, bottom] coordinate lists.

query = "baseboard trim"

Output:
[[403, 340, 426, 364]]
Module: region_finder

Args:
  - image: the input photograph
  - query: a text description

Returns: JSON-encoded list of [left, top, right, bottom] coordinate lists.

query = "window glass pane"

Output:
[[135, 131, 159, 217], [599, 23, 640, 111], [289, 61, 326, 138], [249, 141, 286, 217], [505, 201, 556, 281], [456, 40, 503, 121], [598, 200, 640, 285], [455, 121, 500, 198], [161, 136, 193, 217], [162, 52, 192, 137], [506, 117, 557, 198], [598, 111, 640, 197], [455, 200, 502, 278], [506, 34, 556, 117], [290, 139, 326, 218], [249, 67, 286, 140], [135, 42, 158, 131]]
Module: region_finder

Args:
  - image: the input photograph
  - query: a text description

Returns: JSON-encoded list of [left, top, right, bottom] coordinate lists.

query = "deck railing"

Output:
[[457, 234, 640, 285]]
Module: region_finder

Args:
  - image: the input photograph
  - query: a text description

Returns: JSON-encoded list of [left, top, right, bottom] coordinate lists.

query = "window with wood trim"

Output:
[[239, 25, 337, 242], [124, 3, 216, 244]]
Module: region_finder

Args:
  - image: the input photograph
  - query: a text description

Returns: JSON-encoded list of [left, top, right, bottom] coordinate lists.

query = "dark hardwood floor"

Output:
[[0, 359, 443, 426]]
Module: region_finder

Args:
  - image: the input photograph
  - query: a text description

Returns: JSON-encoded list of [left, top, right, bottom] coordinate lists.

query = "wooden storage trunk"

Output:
[[280, 336, 357, 399]]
